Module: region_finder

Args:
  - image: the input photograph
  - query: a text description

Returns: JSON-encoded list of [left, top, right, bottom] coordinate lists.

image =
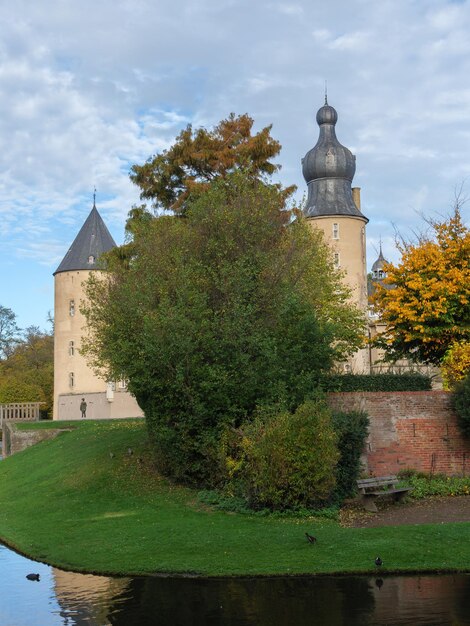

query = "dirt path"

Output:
[[341, 496, 470, 528]]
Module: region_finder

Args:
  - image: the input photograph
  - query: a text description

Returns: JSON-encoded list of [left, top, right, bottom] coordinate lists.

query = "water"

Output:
[[1, 544, 470, 625]]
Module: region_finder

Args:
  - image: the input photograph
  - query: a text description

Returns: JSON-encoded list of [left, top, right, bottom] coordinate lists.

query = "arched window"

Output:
[[69, 372, 74, 388], [69, 341, 75, 356], [69, 300, 75, 316]]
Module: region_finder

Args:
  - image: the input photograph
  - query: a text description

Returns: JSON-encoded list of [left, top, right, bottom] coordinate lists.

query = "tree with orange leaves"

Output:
[[130, 113, 295, 214], [372, 208, 470, 365]]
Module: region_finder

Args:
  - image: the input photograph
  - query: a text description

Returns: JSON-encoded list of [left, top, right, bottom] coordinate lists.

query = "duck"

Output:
[[26, 573, 40, 581], [305, 533, 317, 544], [375, 556, 383, 567]]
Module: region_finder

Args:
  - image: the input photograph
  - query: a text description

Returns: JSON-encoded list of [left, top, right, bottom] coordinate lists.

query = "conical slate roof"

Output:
[[302, 101, 368, 222], [54, 204, 116, 275]]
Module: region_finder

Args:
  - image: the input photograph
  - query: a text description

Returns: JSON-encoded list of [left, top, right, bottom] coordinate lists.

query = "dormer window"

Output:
[[69, 300, 75, 316], [88, 255, 95, 264], [332, 223, 339, 240], [378, 270, 384, 279]]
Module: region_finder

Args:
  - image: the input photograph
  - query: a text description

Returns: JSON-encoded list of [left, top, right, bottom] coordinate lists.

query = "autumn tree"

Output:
[[372, 208, 470, 365], [82, 172, 364, 486], [130, 113, 295, 215], [0, 325, 54, 413]]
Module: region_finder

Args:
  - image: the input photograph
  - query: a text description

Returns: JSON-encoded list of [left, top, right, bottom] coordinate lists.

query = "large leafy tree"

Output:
[[0, 325, 54, 412], [372, 208, 470, 365], [82, 172, 364, 485], [130, 113, 295, 215], [0, 305, 21, 360]]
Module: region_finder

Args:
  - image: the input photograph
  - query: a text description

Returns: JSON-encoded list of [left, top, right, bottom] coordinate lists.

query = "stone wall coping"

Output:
[[328, 390, 450, 398]]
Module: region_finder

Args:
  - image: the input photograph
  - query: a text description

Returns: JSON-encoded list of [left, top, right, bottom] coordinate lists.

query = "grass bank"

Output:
[[0, 419, 469, 577]]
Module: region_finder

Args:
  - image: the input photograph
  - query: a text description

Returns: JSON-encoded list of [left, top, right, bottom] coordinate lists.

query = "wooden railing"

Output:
[[0, 403, 41, 424]]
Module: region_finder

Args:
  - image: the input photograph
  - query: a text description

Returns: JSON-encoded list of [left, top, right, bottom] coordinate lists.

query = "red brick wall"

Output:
[[327, 391, 470, 476]]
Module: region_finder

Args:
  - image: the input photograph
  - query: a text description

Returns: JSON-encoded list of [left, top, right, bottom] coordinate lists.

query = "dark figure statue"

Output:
[[80, 398, 87, 418]]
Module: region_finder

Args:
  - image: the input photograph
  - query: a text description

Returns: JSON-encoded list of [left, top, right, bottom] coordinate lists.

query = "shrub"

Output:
[[453, 373, 470, 437], [331, 410, 369, 501], [442, 341, 470, 390], [238, 399, 339, 510], [398, 470, 470, 499], [321, 373, 432, 392]]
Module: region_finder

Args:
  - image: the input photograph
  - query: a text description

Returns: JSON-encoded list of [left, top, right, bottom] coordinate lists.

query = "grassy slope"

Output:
[[0, 419, 469, 577]]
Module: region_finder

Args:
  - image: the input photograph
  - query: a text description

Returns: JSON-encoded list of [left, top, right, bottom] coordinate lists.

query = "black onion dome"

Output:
[[302, 102, 367, 221], [316, 104, 338, 126]]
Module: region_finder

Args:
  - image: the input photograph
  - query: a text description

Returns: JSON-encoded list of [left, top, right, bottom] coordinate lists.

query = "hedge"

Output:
[[321, 373, 432, 393]]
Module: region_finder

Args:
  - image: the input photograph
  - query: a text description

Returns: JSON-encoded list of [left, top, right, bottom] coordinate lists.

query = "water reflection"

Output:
[[1, 544, 470, 625]]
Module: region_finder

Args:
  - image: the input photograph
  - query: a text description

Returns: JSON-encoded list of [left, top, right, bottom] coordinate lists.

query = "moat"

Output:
[[2, 543, 470, 625]]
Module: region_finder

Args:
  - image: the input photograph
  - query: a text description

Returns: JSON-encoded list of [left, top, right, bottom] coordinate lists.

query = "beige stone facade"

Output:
[[53, 267, 143, 420], [306, 208, 370, 373]]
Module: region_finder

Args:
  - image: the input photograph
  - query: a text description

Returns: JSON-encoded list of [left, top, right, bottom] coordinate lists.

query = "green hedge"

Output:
[[453, 373, 470, 437], [331, 410, 369, 501], [321, 373, 432, 393]]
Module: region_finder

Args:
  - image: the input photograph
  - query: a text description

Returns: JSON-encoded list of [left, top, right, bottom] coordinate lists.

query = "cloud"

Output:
[[0, 0, 469, 327]]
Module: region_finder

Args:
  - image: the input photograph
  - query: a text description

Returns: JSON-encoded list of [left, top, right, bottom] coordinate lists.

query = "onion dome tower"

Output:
[[302, 98, 369, 372]]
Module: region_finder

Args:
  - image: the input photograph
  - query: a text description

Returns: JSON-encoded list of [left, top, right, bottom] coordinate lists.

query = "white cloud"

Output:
[[0, 0, 469, 328]]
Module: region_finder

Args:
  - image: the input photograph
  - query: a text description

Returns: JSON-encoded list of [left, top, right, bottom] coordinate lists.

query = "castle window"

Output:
[[69, 372, 74, 388], [332, 223, 339, 240], [69, 300, 75, 316], [88, 255, 95, 264], [69, 341, 75, 356], [334, 252, 340, 268], [378, 270, 384, 279]]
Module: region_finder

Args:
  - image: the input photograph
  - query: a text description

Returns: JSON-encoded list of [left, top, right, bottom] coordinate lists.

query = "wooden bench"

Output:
[[356, 476, 413, 512]]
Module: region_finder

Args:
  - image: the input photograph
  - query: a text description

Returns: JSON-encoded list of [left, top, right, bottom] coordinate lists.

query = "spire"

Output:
[[325, 80, 328, 106], [54, 200, 116, 275], [302, 100, 368, 221], [371, 241, 387, 278]]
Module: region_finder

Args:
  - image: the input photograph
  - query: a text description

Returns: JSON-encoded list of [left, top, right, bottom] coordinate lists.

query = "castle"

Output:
[[52, 100, 390, 419]]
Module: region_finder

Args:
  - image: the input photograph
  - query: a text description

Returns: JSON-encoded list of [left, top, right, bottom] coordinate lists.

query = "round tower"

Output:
[[53, 201, 117, 419], [302, 100, 369, 372]]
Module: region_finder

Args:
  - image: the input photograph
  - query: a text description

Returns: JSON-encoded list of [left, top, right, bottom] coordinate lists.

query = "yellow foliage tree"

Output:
[[372, 208, 470, 365], [441, 341, 470, 389]]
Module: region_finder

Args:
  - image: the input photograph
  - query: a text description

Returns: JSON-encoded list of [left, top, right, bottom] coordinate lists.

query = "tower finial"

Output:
[[325, 80, 328, 105], [93, 187, 97, 209]]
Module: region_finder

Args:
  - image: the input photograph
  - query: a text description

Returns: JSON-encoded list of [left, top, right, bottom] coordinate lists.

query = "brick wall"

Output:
[[327, 391, 470, 476]]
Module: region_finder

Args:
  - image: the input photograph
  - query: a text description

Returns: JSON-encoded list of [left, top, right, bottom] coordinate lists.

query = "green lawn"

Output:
[[0, 419, 469, 577]]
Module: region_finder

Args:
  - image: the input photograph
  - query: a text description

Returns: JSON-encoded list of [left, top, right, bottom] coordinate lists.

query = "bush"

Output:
[[453, 373, 470, 437], [237, 399, 339, 510], [442, 341, 470, 390], [331, 410, 369, 501], [398, 470, 470, 499], [322, 373, 432, 392]]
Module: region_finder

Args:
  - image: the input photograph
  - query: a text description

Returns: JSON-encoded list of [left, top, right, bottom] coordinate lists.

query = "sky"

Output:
[[1, 0, 469, 330]]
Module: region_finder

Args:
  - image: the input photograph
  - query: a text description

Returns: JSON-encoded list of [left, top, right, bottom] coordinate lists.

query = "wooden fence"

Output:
[[0, 403, 41, 425]]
